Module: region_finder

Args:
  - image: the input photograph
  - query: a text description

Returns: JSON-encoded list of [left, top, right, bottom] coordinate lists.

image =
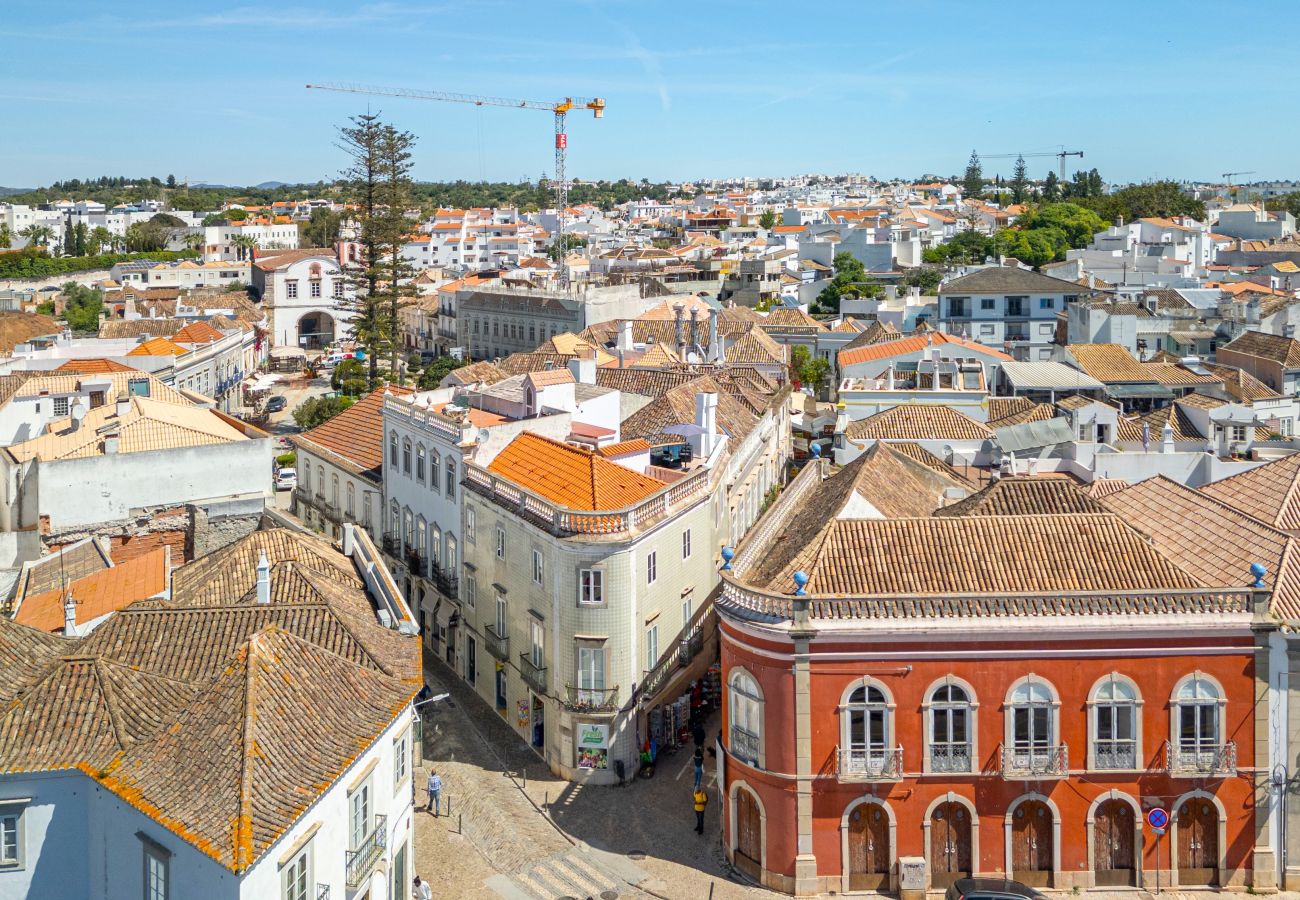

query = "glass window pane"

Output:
[[951, 709, 967, 743]]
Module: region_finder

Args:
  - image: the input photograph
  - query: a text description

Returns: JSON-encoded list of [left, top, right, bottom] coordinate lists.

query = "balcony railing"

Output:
[[345, 814, 386, 888], [563, 684, 620, 713], [381, 534, 399, 556], [406, 548, 426, 579], [317, 885, 330, 900], [837, 746, 904, 782], [519, 652, 547, 694], [1001, 743, 1068, 779], [731, 726, 761, 767], [1165, 740, 1236, 777], [930, 743, 973, 773], [484, 624, 509, 661], [430, 560, 458, 598], [1094, 740, 1137, 770], [635, 598, 716, 709]]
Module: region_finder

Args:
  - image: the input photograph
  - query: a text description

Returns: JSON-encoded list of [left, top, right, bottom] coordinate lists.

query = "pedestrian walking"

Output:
[[426, 769, 443, 816], [692, 748, 704, 790], [692, 786, 708, 834], [412, 875, 433, 900], [691, 720, 705, 749]]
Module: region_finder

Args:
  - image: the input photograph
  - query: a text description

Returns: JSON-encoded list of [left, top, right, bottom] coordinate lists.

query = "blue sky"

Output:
[[2, 1, 1293, 189]]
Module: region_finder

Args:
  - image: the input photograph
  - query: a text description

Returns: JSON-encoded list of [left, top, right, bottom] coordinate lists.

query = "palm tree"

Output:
[[231, 234, 259, 262], [180, 232, 204, 254], [18, 225, 55, 251]]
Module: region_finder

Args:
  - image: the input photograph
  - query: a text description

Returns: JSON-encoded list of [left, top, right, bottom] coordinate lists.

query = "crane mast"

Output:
[[306, 82, 605, 286]]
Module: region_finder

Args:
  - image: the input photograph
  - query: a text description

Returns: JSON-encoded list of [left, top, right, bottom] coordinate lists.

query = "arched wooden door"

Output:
[[1093, 800, 1136, 886], [1011, 800, 1053, 887], [734, 788, 762, 882], [1177, 800, 1218, 886], [930, 802, 972, 888], [848, 803, 890, 890]]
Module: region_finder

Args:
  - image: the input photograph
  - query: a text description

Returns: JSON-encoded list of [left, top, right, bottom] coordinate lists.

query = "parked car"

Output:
[[274, 469, 297, 491], [266, 395, 287, 413], [945, 879, 1048, 900]]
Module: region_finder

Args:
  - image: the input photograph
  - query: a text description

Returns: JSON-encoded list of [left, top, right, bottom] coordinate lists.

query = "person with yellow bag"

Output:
[[692, 786, 708, 834]]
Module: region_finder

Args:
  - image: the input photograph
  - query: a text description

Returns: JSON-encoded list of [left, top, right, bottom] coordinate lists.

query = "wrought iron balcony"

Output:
[[1165, 740, 1236, 777], [1094, 740, 1137, 770], [730, 726, 761, 767], [405, 548, 426, 578], [316, 885, 330, 900], [1001, 743, 1068, 779], [929, 742, 973, 773], [519, 652, 547, 695], [563, 684, 620, 713], [345, 813, 386, 888], [430, 560, 458, 598], [484, 624, 509, 661], [837, 746, 904, 782], [381, 534, 399, 556]]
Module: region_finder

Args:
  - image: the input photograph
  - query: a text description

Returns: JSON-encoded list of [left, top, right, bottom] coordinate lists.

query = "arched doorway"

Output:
[[298, 311, 335, 350], [1011, 800, 1054, 887], [1093, 799, 1137, 886], [1177, 798, 1219, 886], [930, 801, 972, 888], [733, 785, 762, 882], [847, 801, 891, 890]]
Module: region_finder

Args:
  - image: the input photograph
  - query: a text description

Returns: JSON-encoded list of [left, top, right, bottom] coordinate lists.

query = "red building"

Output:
[[715, 457, 1275, 895]]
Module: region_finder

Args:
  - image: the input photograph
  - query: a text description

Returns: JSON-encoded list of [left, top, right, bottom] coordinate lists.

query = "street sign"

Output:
[[1147, 807, 1169, 830]]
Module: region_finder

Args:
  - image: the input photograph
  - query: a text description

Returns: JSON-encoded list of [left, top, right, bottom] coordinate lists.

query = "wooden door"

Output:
[[1011, 800, 1053, 887], [848, 803, 890, 890], [734, 788, 762, 882], [1178, 800, 1218, 886], [930, 802, 972, 888], [1093, 800, 1136, 886]]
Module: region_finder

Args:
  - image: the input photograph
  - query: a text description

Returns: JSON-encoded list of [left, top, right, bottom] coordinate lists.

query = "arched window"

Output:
[[430, 452, 442, 494], [1090, 674, 1140, 770], [415, 516, 426, 565], [402, 439, 412, 475], [331, 474, 339, 508], [389, 500, 400, 541], [346, 482, 355, 518], [316, 465, 325, 497], [927, 681, 974, 773], [729, 668, 763, 767], [416, 444, 426, 482], [841, 680, 896, 777], [1005, 675, 1062, 775], [389, 430, 397, 466], [403, 508, 414, 548], [302, 463, 311, 493], [1172, 675, 1224, 769], [430, 526, 442, 568]]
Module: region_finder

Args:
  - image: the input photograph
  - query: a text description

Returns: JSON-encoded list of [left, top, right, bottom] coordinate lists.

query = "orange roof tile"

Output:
[[127, 337, 187, 357], [291, 387, 412, 480], [54, 358, 137, 374], [838, 332, 1012, 368], [595, 438, 651, 458], [17, 548, 168, 633], [171, 321, 225, 344], [487, 432, 665, 511]]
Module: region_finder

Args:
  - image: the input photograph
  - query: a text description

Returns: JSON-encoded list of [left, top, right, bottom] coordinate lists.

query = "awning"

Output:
[[1104, 382, 1174, 400], [993, 417, 1075, 453], [435, 602, 454, 630]]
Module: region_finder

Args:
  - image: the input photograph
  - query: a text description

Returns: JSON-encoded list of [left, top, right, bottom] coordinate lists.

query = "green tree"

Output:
[[180, 232, 204, 253], [1010, 155, 1028, 205], [376, 122, 419, 382], [902, 265, 943, 294], [331, 358, 368, 395], [166, 174, 177, 188], [230, 234, 258, 261], [339, 112, 393, 389], [758, 209, 778, 230], [89, 226, 112, 254], [0, 223, 9, 249], [1087, 168, 1103, 198], [417, 355, 464, 389], [546, 234, 587, 262], [59, 282, 104, 332], [789, 345, 831, 391], [18, 224, 55, 251], [292, 395, 354, 429], [1013, 202, 1105, 250], [1081, 180, 1204, 223], [300, 207, 341, 248], [1041, 171, 1060, 202], [923, 230, 996, 266], [962, 150, 983, 198], [813, 252, 883, 313]]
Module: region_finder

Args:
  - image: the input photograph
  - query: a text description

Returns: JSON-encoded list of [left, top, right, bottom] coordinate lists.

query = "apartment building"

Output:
[[250, 249, 352, 350], [938, 266, 1085, 361]]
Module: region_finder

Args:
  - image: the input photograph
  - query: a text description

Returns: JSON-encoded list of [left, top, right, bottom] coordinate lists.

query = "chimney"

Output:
[[692, 392, 718, 458], [115, 391, 130, 418], [103, 432, 120, 454], [617, 319, 634, 352], [674, 304, 686, 358], [1160, 420, 1174, 453], [708, 307, 723, 363], [255, 550, 271, 604], [567, 350, 597, 385], [63, 593, 77, 636], [688, 307, 700, 358]]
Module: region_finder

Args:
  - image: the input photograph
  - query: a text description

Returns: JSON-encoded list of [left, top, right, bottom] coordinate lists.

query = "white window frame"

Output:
[[465, 574, 476, 610], [532, 548, 544, 585], [529, 617, 544, 669], [430, 452, 442, 494], [923, 676, 977, 774], [579, 568, 604, 606], [840, 677, 895, 771], [645, 623, 658, 672], [1004, 674, 1061, 768], [495, 526, 506, 559], [1088, 673, 1143, 771], [139, 832, 171, 900], [729, 667, 764, 768], [464, 505, 475, 543], [646, 550, 657, 585], [682, 528, 692, 559], [0, 802, 24, 870], [280, 842, 312, 900], [393, 728, 411, 793], [348, 778, 372, 851], [1171, 672, 1225, 755]]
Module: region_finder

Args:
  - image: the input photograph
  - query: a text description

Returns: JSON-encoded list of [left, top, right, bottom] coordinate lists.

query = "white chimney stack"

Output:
[[567, 350, 597, 385], [256, 550, 271, 604], [617, 319, 634, 352], [708, 307, 723, 364], [692, 392, 718, 458], [63, 593, 77, 636], [115, 392, 130, 418]]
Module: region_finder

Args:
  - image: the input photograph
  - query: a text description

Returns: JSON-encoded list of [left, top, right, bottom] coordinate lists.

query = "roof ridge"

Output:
[[91, 657, 130, 753], [234, 637, 258, 871]]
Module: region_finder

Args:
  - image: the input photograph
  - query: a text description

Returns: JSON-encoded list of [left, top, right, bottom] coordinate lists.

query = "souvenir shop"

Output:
[[640, 663, 721, 772]]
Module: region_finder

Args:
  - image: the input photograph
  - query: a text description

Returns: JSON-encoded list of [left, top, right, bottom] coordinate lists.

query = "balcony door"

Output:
[[845, 685, 889, 771]]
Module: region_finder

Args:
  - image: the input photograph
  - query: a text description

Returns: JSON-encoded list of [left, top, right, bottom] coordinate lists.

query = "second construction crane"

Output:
[[306, 81, 606, 286]]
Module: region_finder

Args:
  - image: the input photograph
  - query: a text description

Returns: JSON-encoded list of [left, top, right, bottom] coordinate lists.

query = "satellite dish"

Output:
[[477, 428, 491, 445]]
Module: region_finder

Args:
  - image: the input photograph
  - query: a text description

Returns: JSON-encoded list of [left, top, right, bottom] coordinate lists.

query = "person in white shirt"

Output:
[[413, 875, 433, 900]]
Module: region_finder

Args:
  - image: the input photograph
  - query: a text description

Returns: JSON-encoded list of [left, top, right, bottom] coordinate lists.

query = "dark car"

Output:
[[945, 879, 1048, 900], [266, 396, 287, 413]]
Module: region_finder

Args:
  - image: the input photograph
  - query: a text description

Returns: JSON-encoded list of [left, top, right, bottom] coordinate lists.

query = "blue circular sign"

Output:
[[1147, 807, 1169, 829]]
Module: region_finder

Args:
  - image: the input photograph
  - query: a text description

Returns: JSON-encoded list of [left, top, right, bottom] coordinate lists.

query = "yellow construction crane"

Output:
[[306, 82, 605, 285]]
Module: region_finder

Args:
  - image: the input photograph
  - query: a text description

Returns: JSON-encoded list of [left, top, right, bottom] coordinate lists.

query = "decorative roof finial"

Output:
[[720, 546, 734, 571], [1250, 562, 1267, 588], [793, 570, 809, 596]]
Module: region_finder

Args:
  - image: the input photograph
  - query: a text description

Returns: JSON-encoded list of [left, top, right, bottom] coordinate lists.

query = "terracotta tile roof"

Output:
[[127, 337, 189, 357], [1098, 475, 1299, 615], [1204, 364, 1282, 402], [1174, 392, 1229, 411], [723, 328, 787, 366], [6, 396, 248, 462], [9, 371, 186, 406], [761, 513, 1201, 596], [988, 402, 1055, 428], [54, 358, 138, 374], [99, 318, 190, 339], [1117, 405, 1204, 443], [0, 616, 71, 705], [1201, 453, 1300, 532], [888, 441, 980, 488], [16, 547, 169, 633], [1087, 478, 1130, 499], [840, 332, 1011, 368], [846, 405, 993, 441], [1055, 393, 1116, 411], [629, 342, 682, 368], [1066, 344, 1152, 382], [595, 438, 651, 458], [939, 266, 1084, 295], [832, 316, 870, 333], [16, 538, 114, 601], [442, 360, 506, 387], [986, 397, 1034, 421], [252, 249, 337, 272], [594, 368, 700, 398], [171, 321, 226, 344], [1220, 331, 1300, 368], [524, 369, 576, 388], [761, 308, 828, 330], [1140, 362, 1223, 387], [934, 477, 1105, 518], [291, 387, 412, 481], [487, 431, 666, 511], [619, 376, 759, 445], [0, 312, 60, 353]]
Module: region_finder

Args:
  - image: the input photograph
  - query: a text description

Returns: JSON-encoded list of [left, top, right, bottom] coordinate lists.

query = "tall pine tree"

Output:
[[1042, 171, 1060, 202], [338, 113, 393, 389], [962, 150, 983, 198], [376, 123, 418, 384], [1010, 155, 1028, 204]]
